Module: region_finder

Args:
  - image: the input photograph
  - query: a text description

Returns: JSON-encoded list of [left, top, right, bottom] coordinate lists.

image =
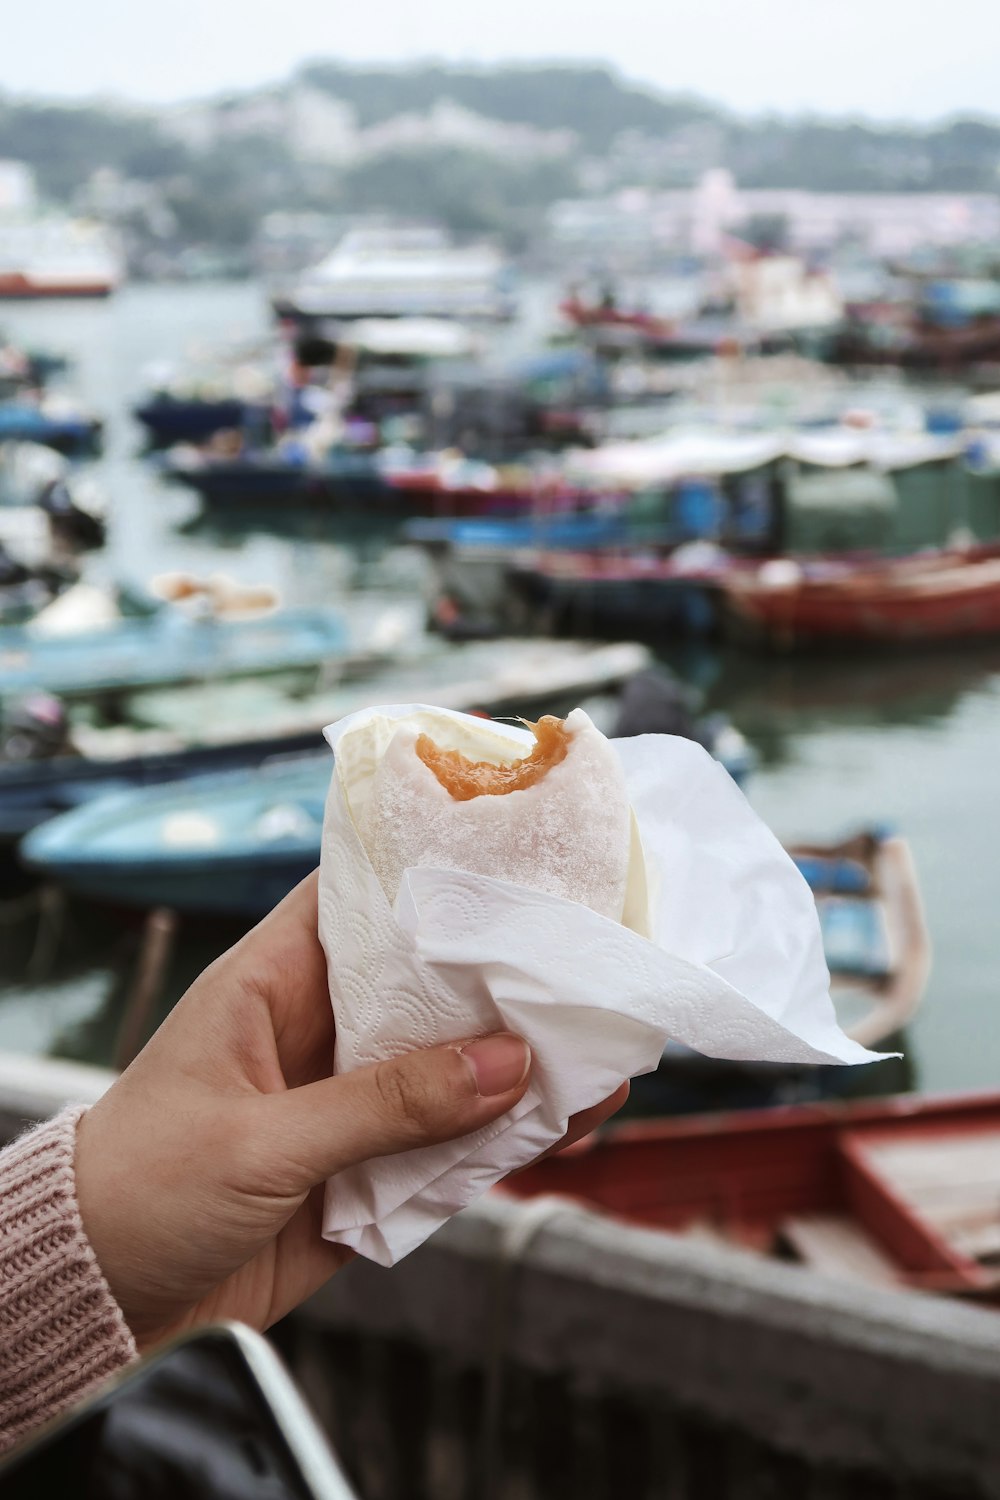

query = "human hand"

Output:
[[75, 872, 628, 1349]]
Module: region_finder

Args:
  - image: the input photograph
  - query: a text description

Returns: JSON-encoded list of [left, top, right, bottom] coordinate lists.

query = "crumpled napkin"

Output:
[[318, 704, 885, 1266]]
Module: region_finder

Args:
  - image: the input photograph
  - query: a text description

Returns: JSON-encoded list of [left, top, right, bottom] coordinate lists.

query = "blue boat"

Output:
[[403, 514, 637, 550], [22, 755, 327, 915], [0, 403, 102, 458], [20, 717, 755, 916], [0, 725, 325, 845], [0, 606, 349, 700], [0, 638, 656, 847]]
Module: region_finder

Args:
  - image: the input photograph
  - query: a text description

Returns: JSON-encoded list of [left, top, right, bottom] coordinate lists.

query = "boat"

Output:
[[560, 294, 677, 343], [0, 399, 103, 458], [161, 447, 386, 511], [505, 1086, 1000, 1302], [164, 445, 572, 523], [0, 640, 651, 846], [22, 754, 330, 915], [0, 338, 70, 398], [404, 513, 636, 552], [19, 692, 753, 916], [0, 218, 122, 299], [134, 394, 265, 447], [502, 547, 738, 641], [0, 600, 351, 701], [625, 828, 928, 1113], [275, 226, 515, 323], [132, 356, 275, 447], [381, 456, 580, 519], [722, 544, 1000, 650]]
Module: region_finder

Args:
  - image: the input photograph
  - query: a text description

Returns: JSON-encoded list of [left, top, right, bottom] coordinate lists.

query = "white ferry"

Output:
[[278, 226, 516, 322], [0, 218, 123, 299]]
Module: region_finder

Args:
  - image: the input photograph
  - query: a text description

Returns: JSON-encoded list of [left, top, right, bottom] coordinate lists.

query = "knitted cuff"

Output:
[[0, 1105, 138, 1454]]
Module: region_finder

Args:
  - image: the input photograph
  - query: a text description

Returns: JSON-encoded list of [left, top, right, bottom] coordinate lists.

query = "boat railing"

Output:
[[5, 1053, 1000, 1498]]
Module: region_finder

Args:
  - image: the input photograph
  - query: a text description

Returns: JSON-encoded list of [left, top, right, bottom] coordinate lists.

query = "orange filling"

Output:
[[416, 716, 571, 801]]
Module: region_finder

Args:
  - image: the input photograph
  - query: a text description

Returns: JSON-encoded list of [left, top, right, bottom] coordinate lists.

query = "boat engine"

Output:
[[38, 479, 107, 550], [0, 693, 75, 762]]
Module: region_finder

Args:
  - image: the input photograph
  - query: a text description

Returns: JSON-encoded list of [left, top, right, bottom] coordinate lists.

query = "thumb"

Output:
[[264, 1033, 532, 1193]]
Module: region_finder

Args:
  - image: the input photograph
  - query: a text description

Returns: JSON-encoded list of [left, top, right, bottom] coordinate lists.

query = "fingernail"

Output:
[[460, 1034, 531, 1097]]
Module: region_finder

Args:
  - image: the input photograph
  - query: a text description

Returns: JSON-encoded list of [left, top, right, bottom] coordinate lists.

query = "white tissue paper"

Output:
[[318, 704, 886, 1266]]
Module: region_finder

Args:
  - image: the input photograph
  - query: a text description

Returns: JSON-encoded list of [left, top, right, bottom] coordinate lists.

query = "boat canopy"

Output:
[[344, 318, 477, 360], [567, 427, 968, 487]]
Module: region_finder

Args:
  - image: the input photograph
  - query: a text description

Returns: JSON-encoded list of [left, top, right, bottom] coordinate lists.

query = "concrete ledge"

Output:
[[304, 1191, 1000, 1482]]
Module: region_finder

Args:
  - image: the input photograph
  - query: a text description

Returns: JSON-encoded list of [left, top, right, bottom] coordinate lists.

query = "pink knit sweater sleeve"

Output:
[[0, 1105, 137, 1455]]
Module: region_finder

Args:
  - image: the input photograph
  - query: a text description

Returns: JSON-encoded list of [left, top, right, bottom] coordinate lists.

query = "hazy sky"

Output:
[[3, 0, 999, 122]]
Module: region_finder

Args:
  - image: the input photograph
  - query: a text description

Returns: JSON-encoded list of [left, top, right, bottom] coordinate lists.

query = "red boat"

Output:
[[0, 272, 114, 300], [559, 296, 676, 343], [723, 545, 1000, 649], [383, 468, 585, 519], [505, 1090, 1000, 1301]]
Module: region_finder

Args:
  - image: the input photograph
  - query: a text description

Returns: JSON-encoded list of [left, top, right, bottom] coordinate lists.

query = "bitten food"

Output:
[[359, 708, 631, 920]]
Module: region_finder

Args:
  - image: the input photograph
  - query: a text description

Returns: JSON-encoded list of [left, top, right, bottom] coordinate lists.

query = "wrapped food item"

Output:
[[319, 704, 886, 1266], [359, 710, 631, 921]]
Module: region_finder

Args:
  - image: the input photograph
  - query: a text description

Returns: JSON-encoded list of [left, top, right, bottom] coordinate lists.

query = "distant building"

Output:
[[286, 87, 359, 165], [159, 88, 575, 168], [548, 172, 1000, 262], [357, 99, 576, 162]]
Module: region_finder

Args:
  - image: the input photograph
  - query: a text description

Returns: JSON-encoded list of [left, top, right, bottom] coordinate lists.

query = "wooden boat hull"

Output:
[[724, 547, 1000, 648], [506, 1088, 1000, 1299], [0, 275, 114, 300]]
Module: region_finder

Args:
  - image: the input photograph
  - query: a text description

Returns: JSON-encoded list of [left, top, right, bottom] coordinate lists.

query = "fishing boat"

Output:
[[134, 394, 265, 447], [22, 754, 329, 915], [161, 447, 386, 510], [403, 513, 637, 552], [381, 457, 579, 519], [505, 1086, 1000, 1302], [0, 338, 69, 398], [164, 445, 568, 523], [19, 697, 753, 916], [0, 399, 102, 458], [722, 544, 1000, 650], [0, 600, 351, 700], [0, 640, 650, 846], [560, 294, 676, 343], [625, 828, 928, 1113], [502, 547, 737, 641]]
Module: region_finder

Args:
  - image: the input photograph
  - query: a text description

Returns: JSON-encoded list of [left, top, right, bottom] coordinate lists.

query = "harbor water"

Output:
[[2, 282, 1000, 1096]]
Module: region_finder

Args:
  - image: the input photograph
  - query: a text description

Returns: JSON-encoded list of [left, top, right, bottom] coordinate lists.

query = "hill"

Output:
[[0, 63, 997, 257]]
